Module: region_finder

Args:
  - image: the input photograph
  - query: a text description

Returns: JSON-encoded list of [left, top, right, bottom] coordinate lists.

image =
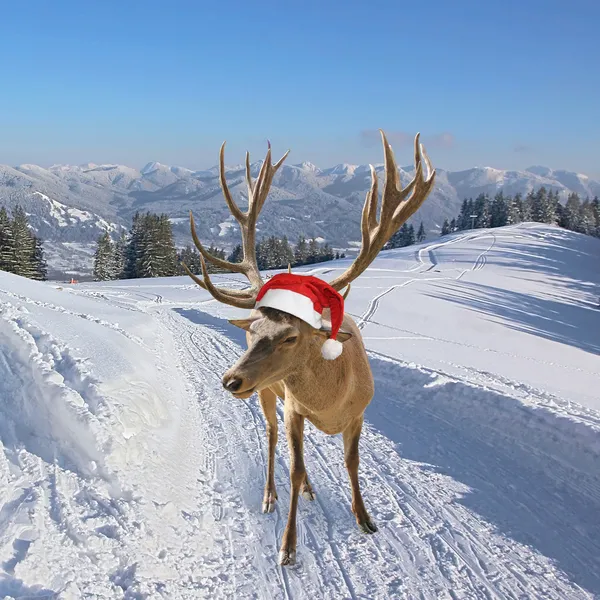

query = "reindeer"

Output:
[[182, 130, 435, 565]]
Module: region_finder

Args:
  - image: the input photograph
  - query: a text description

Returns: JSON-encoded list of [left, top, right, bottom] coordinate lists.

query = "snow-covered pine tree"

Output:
[[320, 243, 335, 262], [277, 236, 294, 268], [307, 238, 320, 264], [473, 194, 491, 228], [177, 245, 203, 274], [11, 205, 36, 278], [506, 193, 522, 225], [93, 232, 115, 281], [0, 206, 16, 273], [559, 193, 581, 230], [579, 200, 597, 236], [294, 236, 309, 265], [440, 219, 451, 236], [416, 221, 426, 242], [543, 189, 558, 224], [206, 244, 227, 273], [592, 197, 600, 237]]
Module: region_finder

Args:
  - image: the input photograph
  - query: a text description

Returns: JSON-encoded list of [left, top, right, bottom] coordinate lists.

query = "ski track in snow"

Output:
[[356, 230, 497, 329], [0, 225, 599, 598]]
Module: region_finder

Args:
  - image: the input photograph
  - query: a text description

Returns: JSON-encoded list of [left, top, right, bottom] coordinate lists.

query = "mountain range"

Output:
[[1, 157, 598, 279]]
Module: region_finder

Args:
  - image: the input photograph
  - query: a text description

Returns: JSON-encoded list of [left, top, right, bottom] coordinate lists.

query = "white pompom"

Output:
[[321, 338, 343, 360]]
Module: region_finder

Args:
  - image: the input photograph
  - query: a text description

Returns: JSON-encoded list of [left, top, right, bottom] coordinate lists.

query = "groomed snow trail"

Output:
[[146, 306, 598, 600], [0, 223, 599, 598]]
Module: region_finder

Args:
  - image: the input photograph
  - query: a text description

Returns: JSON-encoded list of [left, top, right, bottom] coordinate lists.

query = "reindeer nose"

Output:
[[223, 376, 244, 393]]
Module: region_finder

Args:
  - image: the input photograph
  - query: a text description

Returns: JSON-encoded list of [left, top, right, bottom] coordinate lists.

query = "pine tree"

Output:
[[449, 217, 457, 232], [11, 205, 36, 278], [416, 221, 426, 242], [490, 192, 509, 228], [31, 236, 47, 281], [543, 189, 558, 224], [0, 207, 16, 273], [579, 200, 596, 236], [113, 231, 127, 279], [307, 238, 320, 264], [228, 244, 243, 263], [124, 212, 143, 279], [386, 223, 416, 248], [507, 194, 522, 225], [94, 232, 115, 281], [278, 236, 294, 268], [156, 214, 178, 276], [591, 196, 600, 237], [458, 199, 474, 230], [178, 244, 203, 275], [294, 236, 309, 265], [320, 243, 335, 262], [205, 244, 227, 273], [440, 218, 451, 236], [473, 194, 491, 228], [559, 193, 581, 230]]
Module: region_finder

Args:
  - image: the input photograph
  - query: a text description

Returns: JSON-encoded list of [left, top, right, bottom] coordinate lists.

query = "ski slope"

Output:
[[0, 223, 599, 599]]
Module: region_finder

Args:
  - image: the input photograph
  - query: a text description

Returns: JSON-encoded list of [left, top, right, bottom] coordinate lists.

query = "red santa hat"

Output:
[[255, 273, 346, 360]]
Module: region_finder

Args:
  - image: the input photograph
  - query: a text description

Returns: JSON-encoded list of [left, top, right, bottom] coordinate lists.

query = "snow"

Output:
[[217, 219, 237, 237], [0, 223, 599, 598], [33, 192, 116, 232]]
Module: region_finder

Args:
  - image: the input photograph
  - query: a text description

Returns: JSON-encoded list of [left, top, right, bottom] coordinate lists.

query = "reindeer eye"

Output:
[[283, 336, 298, 344]]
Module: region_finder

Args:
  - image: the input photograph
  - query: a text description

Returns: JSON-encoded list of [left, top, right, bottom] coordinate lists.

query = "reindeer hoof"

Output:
[[278, 549, 296, 566], [262, 493, 277, 514], [301, 488, 315, 501], [358, 518, 378, 534]]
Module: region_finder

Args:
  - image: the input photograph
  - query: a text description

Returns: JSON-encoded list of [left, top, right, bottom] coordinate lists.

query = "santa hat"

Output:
[[255, 273, 346, 360]]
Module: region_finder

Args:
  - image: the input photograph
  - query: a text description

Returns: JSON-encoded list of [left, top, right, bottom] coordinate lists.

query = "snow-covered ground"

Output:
[[0, 223, 598, 599]]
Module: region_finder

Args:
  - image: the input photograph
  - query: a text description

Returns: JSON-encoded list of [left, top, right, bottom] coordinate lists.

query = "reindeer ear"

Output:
[[228, 317, 260, 331], [313, 324, 353, 343]]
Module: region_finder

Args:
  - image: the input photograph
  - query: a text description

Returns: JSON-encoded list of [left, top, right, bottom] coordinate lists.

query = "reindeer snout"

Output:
[[223, 375, 244, 393]]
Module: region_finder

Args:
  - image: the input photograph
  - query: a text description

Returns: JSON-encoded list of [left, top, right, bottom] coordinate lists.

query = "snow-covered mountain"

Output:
[[0, 224, 598, 596], [1, 157, 599, 278]]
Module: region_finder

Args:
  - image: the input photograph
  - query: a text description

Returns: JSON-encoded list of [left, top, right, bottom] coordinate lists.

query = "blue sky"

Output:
[[0, 0, 598, 175]]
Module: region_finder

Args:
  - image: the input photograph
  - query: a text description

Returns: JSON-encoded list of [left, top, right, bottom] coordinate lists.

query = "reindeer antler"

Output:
[[183, 141, 289, 308], [328, 130, 435, 292]]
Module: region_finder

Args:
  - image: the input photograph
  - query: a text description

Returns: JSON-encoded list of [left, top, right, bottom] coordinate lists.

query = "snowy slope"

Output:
[[0, 223, 599, 598]]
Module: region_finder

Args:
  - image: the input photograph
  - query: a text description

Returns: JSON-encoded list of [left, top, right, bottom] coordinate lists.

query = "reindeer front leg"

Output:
[[258, 389, 278, 513], [279, 407, 305, 566]]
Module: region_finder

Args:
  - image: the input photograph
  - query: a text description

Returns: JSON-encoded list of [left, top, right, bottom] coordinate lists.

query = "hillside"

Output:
[[0, 223, 599, 598], [1, 156, 599, 278]]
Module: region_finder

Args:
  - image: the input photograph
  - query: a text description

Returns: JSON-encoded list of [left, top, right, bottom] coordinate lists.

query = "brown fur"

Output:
[[223, 306, 377, 564], [185, 130, 435, 565]]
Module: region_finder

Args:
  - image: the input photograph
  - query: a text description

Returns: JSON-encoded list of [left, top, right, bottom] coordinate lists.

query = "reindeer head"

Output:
[[182, 131, 435, 397], [221, 307, 351, 398]]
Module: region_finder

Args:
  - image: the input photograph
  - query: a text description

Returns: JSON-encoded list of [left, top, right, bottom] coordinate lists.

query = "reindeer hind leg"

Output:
[[343, 415, 377, 534]]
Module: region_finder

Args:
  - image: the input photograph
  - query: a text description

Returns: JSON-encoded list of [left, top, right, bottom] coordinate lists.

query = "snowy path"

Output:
[[0, 224, 599, 598]]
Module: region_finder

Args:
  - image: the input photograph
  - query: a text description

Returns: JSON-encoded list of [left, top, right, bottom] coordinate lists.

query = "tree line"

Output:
[[384, 221, 426, 249], [0, 205, 47, 280], [440, 187, 600, 238], [93, 211, 345, 281]]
